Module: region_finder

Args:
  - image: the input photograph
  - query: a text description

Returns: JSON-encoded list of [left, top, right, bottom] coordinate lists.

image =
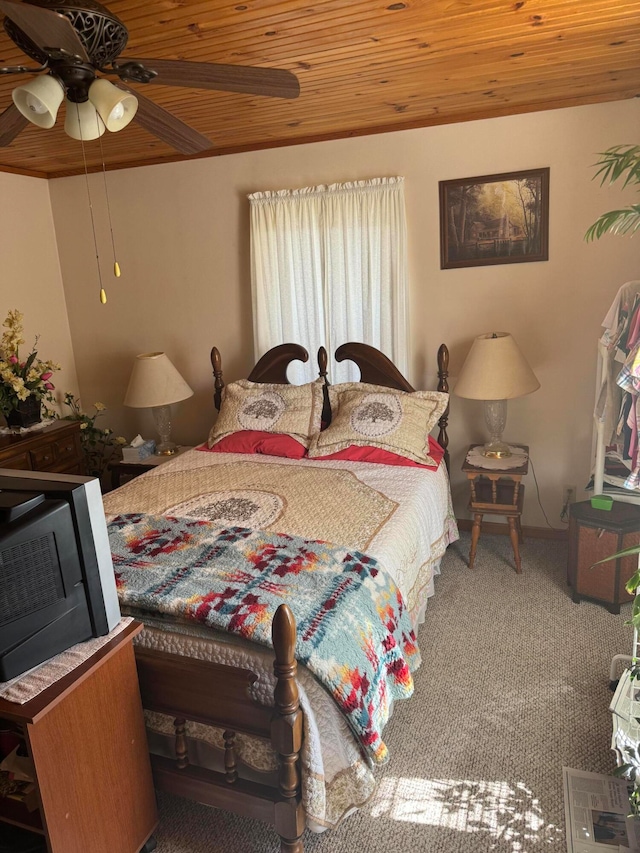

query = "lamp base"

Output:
[[482, 439, 512, 459], [482, 400, 511, 458], [155, 442, 177, 456], [152, 405, 176, 457]]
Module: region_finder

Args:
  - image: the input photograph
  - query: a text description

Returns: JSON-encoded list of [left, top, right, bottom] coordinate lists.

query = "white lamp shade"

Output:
[[64, 99, 106, 141], [89, 79, 138, 132], [124, 352, 194, 409], [454, 332, 540, 400], [12, 76, 64, 128]]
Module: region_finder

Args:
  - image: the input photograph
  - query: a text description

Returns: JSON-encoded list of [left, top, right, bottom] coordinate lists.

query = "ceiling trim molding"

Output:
[[43, 90, 639, 180], [0, 164, 49, 179]]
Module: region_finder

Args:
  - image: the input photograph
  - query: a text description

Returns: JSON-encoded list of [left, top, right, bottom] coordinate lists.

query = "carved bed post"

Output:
[[317, 346, 328, 382], [317, 346, 331, 427], [271, 604, 305, 853], [437, 344, 450, 473], [210, 346, 225, 412]]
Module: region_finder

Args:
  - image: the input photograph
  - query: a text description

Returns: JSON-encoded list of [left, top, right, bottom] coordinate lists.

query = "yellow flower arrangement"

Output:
[[0, 309, 60, 419]]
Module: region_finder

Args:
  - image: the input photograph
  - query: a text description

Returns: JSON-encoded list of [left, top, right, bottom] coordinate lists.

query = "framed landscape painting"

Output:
[[439, 167, 550, 269]]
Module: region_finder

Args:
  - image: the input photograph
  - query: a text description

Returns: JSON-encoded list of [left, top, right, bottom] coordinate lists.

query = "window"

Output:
[[249, 177, 408, 383]]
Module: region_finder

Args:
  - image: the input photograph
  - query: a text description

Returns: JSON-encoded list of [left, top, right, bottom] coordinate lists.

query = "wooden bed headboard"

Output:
[[211, 343, 310, 412], [334, 342, 450, 471], [210, 342, 450, 471]]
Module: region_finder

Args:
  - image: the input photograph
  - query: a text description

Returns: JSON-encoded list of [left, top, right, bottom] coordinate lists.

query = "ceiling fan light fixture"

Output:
[[0, 0, 299, 154], [64, 98, 105, 140], [12, 75, 64, 128], [88, 78, 137, 132]]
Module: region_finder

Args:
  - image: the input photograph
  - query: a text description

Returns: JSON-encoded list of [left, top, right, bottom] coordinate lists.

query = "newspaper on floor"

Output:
[[563, 767, 640, 852]]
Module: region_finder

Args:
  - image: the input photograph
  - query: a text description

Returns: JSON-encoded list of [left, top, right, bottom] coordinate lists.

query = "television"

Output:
[[0, 469, 120, 681]]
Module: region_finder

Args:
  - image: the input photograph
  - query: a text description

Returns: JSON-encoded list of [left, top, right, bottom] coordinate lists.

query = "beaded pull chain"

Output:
[[77, 103, 122, 303]]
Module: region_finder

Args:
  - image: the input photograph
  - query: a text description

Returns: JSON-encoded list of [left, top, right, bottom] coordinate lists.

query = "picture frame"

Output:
[[439, 167, 550, 269]]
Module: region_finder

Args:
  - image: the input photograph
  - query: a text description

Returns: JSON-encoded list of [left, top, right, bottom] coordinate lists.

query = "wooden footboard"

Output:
[[134, 604, 305, 852]]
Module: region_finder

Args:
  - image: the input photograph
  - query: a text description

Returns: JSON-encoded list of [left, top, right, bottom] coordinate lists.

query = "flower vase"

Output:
[[6, 397, 42, 428]]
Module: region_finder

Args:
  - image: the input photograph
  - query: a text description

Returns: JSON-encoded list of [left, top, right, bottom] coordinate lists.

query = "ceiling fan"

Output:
[[0, 0, 300, 154]]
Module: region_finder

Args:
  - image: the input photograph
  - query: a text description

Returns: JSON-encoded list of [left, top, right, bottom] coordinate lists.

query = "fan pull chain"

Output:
[[97, 130, 121, 278], [77, 104, 107, 304]]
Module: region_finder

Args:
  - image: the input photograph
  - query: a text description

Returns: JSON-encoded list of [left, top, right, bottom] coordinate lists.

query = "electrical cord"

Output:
[[528, 453, 568, 532]]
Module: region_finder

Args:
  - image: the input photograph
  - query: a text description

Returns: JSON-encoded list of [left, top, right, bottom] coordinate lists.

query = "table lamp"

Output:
[[454, 332, 540, 458], [124, 352, 194, 455]]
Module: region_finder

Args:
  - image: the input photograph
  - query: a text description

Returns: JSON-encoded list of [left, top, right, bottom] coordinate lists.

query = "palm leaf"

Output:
[[593, 545, 640, 566], [585, 206, 640, 241], [587, 145, 640, 241], [627, 568, 640, 595], [592, 145, 640, 189]]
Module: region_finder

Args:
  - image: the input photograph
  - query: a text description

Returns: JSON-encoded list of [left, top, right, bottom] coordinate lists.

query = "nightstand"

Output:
[[110, 444, 194, 489], [462, 444, 529, 573]]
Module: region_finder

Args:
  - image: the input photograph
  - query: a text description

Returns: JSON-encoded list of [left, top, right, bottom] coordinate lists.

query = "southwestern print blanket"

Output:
[[108, 512, 421, 764]]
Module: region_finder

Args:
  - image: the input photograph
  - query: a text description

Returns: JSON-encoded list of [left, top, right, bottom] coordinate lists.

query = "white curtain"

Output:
[[249, 177, 408, 383]]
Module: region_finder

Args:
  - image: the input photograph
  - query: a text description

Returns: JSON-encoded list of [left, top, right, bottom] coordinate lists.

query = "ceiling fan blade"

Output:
[[0, 0, 89, 62], [120, 58, 300, 99], [126, 88, 213, 156], [0, 102, 28, 146]]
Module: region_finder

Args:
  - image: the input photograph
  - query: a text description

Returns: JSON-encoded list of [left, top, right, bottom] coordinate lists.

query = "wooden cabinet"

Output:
[[568, 500, 640, 613], [0, 621, 157, 853], [0, 421, 84, 476]]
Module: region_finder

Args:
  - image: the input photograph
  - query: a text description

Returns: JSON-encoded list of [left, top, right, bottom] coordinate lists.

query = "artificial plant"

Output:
[[585, 144, 640, 241], [585, 143, 640, 813], [61, 393, 126, 479]]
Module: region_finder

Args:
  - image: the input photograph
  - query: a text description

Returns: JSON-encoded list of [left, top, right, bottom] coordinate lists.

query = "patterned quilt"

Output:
[[108, 512, 421, 764]]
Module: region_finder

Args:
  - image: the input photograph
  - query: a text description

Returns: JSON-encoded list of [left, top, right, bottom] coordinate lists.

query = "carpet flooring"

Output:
[[152, 531, 631, 852]]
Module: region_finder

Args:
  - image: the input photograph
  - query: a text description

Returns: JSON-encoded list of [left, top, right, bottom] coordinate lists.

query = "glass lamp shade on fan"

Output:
[[12, 75, 138, 141], [123, 352, 193, 455]]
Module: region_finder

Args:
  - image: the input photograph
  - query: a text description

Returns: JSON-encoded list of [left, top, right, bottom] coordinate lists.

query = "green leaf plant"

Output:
[[593, 545, 640, 816], [593, 544, 640, 652], [61, 393, 127, 480], [585, 145, 640, 241], [585, 141, 640, 813]]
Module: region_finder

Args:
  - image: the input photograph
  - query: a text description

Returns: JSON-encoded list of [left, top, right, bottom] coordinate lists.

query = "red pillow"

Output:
[[197, 430, 307, 459], [311, 436, 444, 470]]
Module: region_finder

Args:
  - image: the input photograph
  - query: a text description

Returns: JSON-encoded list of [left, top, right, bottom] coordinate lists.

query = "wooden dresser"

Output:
[[0, 420, 84, 476]]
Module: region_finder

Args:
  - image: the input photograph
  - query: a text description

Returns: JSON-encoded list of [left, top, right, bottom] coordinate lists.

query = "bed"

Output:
[[102, 341, 458, 852]]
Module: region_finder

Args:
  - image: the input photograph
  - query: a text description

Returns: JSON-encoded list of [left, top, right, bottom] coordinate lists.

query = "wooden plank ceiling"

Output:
[[0, 0, 638, 178]]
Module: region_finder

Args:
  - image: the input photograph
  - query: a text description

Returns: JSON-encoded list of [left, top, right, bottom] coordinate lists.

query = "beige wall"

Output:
[[0, 172, 79, 414], [48, 98, 640, 526]]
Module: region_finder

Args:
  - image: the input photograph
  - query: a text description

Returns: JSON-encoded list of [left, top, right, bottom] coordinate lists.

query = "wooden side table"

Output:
[[110, 444, 194, 489], [462, 444, 529, 573]]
